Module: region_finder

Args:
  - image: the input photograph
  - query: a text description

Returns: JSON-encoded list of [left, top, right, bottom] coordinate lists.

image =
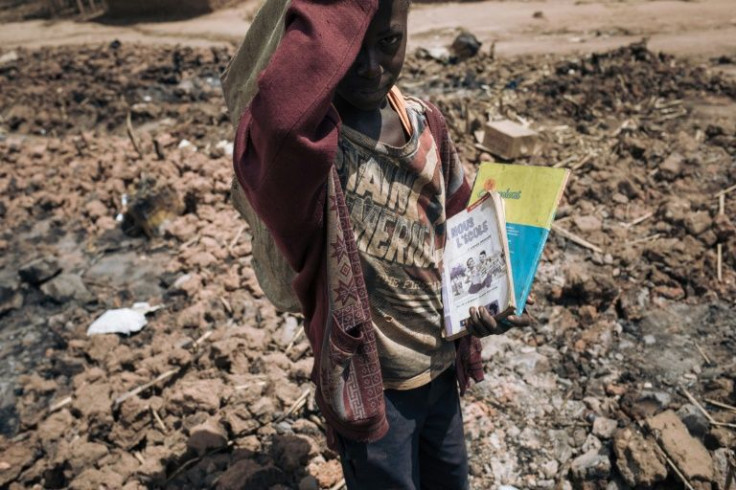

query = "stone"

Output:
[[684, 211, 712, 236], [647, 410, 713, 485], [216, 460, 287, 490], [570, 450, 611, 482], [676, 404, 709, 438], [482, 119, 537, 160], [613, 427, 667, 487], [451, 30, 482, 61], [18, 256, 61, 285], [660, 152, 684, 179], [0, 283, 23, 316], [592, 417, 618, 439], [712, 448, 732, 490], [574, 215, 603, 233], [298, 475, 320, 490], [271, 434, 315, 472], [188, 419, 228, 457], [41, 274, 93, 303], [307, 459, 343, 489]]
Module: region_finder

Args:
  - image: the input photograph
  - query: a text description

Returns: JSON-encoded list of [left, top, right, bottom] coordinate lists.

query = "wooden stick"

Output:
[[114, 368, 178, 408], [134, 451, 145, 466], [572, 153, 595, 171], [718, 193, 725, 282], [551, 224, 603, 254], [705, 398, 736, 413], [694, 343, 712, 365], [49, 396, 72, 413], [228, 225, 246, 252], [150, 406, 168, 433], [553, 155, 576, 168], [623, 211, 654, 229], [712, 421, 736, 429], [630, 233, 662, 245], [220, 297, 233, 316], [715, 184, 736, 199], [126, 112, 144, 159], [75, 0, 85, 14], [286, 328, 304, 353], [681, 387, 717, 425], [653, 442, 695, 490]]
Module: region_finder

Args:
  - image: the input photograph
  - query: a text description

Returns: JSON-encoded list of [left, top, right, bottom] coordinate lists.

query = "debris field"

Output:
[[0, 36, 735, 490]]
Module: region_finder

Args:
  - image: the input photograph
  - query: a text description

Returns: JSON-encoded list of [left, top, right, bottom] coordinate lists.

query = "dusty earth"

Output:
[[1, 0, 735, 489]]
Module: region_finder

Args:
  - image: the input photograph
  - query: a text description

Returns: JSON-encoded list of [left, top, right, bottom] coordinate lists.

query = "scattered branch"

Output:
[[126, 111, 144, 159], [551, 224, 603, 254]]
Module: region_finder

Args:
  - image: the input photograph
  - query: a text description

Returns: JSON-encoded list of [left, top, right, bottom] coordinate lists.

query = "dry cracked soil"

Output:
[[0, 1, 735, 489]]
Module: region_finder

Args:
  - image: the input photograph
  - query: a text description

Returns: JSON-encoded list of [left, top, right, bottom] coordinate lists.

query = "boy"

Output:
[[233, 0, 529, 487]]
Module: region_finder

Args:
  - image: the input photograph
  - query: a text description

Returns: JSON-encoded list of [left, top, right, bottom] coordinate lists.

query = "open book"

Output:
[[441, 193, 516, 340]]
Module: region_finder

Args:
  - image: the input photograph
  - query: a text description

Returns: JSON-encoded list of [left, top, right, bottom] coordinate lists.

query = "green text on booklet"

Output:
[[469, 162, 570, 315]]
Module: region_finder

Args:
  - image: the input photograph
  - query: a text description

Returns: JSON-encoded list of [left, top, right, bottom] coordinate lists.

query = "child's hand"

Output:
[[466, 306, 531, 338]]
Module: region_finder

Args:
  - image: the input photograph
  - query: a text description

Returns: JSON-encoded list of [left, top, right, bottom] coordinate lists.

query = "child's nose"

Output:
[[356, 48, 382, 79]]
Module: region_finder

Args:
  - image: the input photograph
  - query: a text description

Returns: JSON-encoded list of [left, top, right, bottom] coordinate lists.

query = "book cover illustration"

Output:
[[470, 163, 570, 315], [441, 193, 516, 340]]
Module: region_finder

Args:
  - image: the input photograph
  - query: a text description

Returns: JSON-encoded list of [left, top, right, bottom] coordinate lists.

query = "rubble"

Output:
[[0, 31, 735, 490]]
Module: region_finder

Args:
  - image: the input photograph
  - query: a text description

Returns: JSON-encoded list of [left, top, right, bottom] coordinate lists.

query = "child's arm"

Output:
[[233, 0, 378, 271]]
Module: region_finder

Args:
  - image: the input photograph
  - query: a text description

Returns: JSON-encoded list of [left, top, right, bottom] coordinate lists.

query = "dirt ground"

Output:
[[0, 0, 735, 489]]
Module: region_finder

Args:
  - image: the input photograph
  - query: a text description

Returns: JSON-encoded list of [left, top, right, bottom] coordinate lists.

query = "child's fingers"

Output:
[[504, 315, 531, 327], [479, 307, 497, 330]]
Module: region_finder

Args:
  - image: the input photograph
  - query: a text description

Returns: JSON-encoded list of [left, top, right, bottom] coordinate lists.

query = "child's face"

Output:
[[335, 0, 409, 112]]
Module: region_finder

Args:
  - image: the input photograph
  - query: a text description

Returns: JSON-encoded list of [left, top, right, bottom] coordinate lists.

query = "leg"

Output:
[[338, 387, 428, 490], [418, 369, 469, 490]]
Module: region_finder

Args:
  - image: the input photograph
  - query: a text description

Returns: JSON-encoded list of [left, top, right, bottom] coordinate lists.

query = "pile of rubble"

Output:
[[0, 39, 734, 490]]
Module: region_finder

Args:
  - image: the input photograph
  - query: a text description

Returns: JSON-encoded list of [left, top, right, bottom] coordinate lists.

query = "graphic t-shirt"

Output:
[[335, 97, 456, 390]]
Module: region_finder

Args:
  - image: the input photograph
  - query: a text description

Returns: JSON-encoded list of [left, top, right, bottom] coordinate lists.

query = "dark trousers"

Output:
[[337, 368, 469, 490]]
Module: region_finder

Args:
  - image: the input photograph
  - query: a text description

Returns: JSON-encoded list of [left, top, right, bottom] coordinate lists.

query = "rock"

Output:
[[705, 427, 736, 450], [582, 434, 603, 454], [451, 30, 482, 61], [592, 417, 618, 439], [272, 434, 315, 472], [0, 438, 39, 486], [307, 459, 343, 489], [0, 282, 23, 316], [676, 404, 709, 438], [613, 427, 667, 487], [123, 181, 185, 238], [570, 449, 611, 482], [299, 475, 320, 490], [166, 378, 224, 415], [41, 274, 93, 303], [68, 441, 109, 474], [216, 460, 287, 490], [574, 215, 603, 233], [660, 152, 684, 179], [684, 211, 712, 236], [712, 448, 732, 490], [187, 419, 228, 457], [18, 256, 61, 285], [647, 410, 713, 485]]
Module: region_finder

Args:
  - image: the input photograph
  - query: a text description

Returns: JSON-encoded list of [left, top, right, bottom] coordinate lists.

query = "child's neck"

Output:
[[337, 97, 408, 147]]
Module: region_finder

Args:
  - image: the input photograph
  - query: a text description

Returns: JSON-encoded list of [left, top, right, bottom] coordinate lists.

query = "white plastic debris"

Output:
[[178, 139, 196, 151], [87, 302, 163, 336], [216, 140, 234, 156], [0, 51, 18, 66]]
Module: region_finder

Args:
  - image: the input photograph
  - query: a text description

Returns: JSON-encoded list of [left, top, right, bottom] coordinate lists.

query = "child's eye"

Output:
[[380, 35, 402, 49]]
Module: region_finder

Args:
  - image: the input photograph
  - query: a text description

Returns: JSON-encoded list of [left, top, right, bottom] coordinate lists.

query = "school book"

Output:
[[469, 162, 570, 315], [441, 193, 516, 340]]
